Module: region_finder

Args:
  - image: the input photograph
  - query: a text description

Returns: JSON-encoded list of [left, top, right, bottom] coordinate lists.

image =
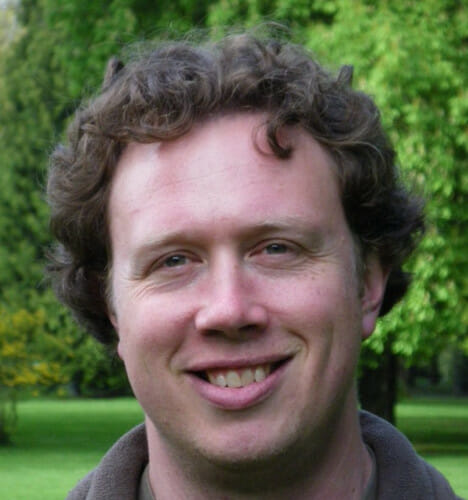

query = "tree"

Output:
[[0, 308, 67, 443], [305, 0, 467, 420], [0, 0, 212, 416], [0, 0, 142, 439]]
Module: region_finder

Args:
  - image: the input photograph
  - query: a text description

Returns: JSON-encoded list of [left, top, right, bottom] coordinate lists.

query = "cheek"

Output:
[[275, 275, 363, 361], [117, 294, 193, 364], [272, 272, 359, 324]]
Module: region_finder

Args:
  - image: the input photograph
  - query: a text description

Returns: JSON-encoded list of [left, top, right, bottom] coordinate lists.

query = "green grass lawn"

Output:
[[1, 397, 467, 499], [0, 398, 144, 500], [396, 397, 468, 499]]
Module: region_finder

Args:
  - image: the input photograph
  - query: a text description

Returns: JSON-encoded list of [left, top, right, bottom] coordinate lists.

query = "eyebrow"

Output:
[[130, 216, 327, 259]]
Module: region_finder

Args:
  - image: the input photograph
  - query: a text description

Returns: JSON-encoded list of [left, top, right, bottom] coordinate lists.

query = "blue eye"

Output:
[[265, 243, 288, 254], [163, 255, 187, 267]]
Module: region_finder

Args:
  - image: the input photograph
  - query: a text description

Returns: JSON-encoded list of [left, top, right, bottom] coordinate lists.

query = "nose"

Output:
[[194, 261, 268, 339]]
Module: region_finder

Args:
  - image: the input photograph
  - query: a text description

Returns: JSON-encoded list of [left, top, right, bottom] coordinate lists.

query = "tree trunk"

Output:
[[0, 389, 17, 445], [358, 341, 398, 424]]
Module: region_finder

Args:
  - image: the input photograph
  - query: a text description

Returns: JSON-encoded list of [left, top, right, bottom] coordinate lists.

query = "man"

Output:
[[47, 32, 459, 499]]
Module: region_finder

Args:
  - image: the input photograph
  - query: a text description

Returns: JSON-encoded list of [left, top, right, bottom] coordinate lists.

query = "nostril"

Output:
[[239, 323, 261, 332], [201, 323, 265, 339], [195, 300, 268, 335]]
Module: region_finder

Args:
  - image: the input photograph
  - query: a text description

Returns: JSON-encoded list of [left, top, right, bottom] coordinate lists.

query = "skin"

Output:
[[108, 113, 388, 499]]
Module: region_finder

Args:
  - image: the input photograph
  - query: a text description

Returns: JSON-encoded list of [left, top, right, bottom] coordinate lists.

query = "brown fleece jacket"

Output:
[[66, 411, 462, 499]]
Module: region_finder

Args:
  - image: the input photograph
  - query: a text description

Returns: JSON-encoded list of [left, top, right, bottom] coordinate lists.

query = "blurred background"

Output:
[[0, 0, 466, 498]]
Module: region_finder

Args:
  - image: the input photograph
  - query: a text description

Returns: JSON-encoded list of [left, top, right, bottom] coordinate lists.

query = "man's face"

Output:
[[109, 113, 385, 467]]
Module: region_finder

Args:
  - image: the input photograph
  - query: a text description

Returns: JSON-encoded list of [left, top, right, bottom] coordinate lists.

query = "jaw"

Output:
[[145, 387, 365, 500], [142, 350, 365, 499]]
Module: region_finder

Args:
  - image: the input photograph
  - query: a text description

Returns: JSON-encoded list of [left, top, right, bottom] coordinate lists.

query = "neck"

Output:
[[145, 406, 372, 500]]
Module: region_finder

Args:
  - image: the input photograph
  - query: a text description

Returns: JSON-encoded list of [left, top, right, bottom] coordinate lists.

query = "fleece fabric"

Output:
[[66, 411, 461, 499]]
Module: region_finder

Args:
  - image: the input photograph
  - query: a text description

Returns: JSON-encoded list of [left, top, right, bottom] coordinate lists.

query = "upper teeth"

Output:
[[207, 365, 271, 388]]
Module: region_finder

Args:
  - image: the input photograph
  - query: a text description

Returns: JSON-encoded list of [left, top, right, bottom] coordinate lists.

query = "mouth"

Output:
[[187, 356, 293, 410], [192, 359, 289, 389]]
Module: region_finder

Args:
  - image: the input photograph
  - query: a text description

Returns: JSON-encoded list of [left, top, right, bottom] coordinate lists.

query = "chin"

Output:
[[194, 424, 304, 471]]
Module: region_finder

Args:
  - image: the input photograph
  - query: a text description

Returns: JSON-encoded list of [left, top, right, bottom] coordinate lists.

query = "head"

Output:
[[47, 32, 424, 347]]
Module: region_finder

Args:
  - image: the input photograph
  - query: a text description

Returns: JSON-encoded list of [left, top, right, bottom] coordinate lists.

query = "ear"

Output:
[[361, 253, 389, 339], [116, 340, 124, 361], [107, 301, 123, 359], [108, 313, 125, 360]]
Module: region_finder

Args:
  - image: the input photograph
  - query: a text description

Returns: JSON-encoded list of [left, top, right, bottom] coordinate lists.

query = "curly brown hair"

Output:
[[47, 32, 424, 345]]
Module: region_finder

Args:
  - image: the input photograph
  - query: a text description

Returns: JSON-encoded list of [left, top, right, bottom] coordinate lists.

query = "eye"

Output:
[[251, 240, 300, 263], [163, 254, 188, 268], [147, 251, 201, 282], [250, 239, 305, 269], [264, 243, 289, 255], [138, 249, 202, 286]]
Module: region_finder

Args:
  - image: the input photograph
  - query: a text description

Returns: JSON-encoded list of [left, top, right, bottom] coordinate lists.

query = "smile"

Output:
[[187, 358, 291, 410]]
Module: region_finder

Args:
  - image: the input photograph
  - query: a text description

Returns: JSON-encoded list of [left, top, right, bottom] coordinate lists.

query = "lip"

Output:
[[185, 352, 294, 372], [186, 357, 291, 411]]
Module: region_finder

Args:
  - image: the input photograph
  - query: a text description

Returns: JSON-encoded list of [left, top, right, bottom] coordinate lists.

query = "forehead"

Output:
[[108, 113, 344, 239]]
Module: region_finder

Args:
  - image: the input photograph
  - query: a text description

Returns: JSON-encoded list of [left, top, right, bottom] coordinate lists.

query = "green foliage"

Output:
[[0, 0, 140, 314], [70, 338, 132, 397], [0, 308, 65, 389], [0, 0, 140, 431]]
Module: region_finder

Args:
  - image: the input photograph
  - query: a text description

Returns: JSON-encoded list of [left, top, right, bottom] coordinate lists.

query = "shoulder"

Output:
[[360, 411, 460, 500], [66, 423, 148, 500]]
